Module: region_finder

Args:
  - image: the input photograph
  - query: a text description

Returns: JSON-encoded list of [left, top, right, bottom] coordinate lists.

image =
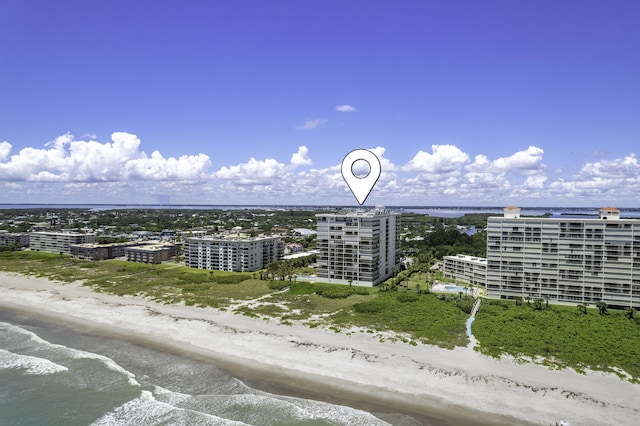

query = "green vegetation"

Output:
[[332, 292, 470, 348], [0, 251, 269, 308], [3, 251, 640, 381], [402, 217, 487, 265], [474, 300, 640, 382], [0, 251, 469, 348]]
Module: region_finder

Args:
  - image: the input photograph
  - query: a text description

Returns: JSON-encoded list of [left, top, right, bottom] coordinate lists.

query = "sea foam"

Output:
[[0, 348, 69, 375]]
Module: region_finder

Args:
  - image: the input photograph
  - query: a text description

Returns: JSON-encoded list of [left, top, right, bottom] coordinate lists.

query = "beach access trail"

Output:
[[1, 271, 638, 425]]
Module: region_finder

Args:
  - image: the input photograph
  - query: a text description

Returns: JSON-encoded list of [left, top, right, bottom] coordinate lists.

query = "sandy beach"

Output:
[[1, 271, 638, 425]]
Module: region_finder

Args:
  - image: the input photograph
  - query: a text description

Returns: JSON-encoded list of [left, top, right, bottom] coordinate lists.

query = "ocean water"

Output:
[[0, 313, 416, 426]]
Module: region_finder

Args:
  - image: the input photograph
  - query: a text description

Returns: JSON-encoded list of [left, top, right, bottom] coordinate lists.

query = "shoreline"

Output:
[[1, 272, 638, 425]]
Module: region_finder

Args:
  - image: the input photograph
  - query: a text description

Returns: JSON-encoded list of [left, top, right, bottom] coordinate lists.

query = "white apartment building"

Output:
[[442, 254, 487, 287], [316, 209, 401, 286], [0, 231, 29, 248], [29, 231, 97, 255], [184, 236, 284, 272], [125, 242, 176, 264], [487, 206, 640, 308]]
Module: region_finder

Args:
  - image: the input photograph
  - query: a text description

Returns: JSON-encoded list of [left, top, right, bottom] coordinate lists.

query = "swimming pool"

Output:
[[444, 285, 472, 293]]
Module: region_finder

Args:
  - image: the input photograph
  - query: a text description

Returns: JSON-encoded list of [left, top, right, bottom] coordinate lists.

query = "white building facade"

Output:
[[442, 254, 487, 287], [184, 236, 284, 272], [487, 206, 640, 308], [29, 231, 97, 255], [316, 209, 401, 286]]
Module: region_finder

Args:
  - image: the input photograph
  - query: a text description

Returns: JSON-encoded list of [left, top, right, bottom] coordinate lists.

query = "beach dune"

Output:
[[1, 271, 638, 425]]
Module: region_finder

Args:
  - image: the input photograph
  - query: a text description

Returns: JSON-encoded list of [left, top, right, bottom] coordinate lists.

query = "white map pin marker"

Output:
[[341, 149, 381, 205]]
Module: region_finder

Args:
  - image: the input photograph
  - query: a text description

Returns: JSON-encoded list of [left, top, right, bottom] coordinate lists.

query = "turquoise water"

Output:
[[443, 285, 471, 293], [0, 314, 399, 426]]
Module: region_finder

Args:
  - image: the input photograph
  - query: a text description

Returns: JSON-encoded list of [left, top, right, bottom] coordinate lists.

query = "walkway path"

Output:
[[470, 297, 482, 318], [466, 297, 483, 348]]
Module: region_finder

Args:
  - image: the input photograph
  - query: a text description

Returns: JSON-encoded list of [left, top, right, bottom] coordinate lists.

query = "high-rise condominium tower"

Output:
[[487, 206, 640, 308], [316, 209, 401, 286]]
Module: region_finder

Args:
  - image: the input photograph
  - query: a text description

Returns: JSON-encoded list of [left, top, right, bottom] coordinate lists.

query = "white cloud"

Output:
[[523, 174, 548, 189], [216, 158, 287, 185], [297, 119, 328, 130], [0, 141, 11, 162], [216, 146, 316, 186], [402, 145, 470, 175], [0, 132, 211, 182], [3, 182, 21, 190], [4, 133, 640, 207], [542, 153, 640, 202], [335, 105, 357, 112], [467, 146, 545, 174], [290, 146, 312, 167], [491, 146, 545, 171], [577, 154, 640, 179]]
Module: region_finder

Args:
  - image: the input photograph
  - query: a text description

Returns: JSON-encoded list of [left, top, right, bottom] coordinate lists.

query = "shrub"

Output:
[[456, 298, 474, 314], [214, 275, 250, 284], [268, 280, 290, 290], [316, 286, 369, 299], [396, 293, 419, 303], [353, 300, 385, 313], [182, 284, 211, 292]]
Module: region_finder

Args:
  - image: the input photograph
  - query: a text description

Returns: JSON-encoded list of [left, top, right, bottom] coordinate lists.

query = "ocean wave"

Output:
[[149, 383, 390, 425], [188, 392, 390, 425], [92, 390, 249, 426], [0, 321, 139, 386], [0, 348, 69, 375]]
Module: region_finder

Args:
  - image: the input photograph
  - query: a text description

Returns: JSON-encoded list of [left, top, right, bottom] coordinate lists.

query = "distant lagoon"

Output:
[[2, 204, 640, 219]]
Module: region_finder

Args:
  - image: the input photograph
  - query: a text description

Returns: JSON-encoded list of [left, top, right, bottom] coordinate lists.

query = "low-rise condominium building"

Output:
[[184, 236, 284, 272], [125, 242, 177, 264], [442, 254, 487, 287], [29, 231, 97, 255]]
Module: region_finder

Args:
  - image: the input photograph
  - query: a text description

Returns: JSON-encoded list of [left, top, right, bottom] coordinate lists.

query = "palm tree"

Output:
[[596, 301, 608, 315], [416, 283, 421, 294], [576, 302, 587, 315], [533, 298, 544, 311], [625, 307, 635, 319]]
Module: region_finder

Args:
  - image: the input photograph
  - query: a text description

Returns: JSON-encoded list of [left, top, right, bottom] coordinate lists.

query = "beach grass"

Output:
[[330, 292, 470, 348], [0, 251, 470, 347], [4, 251, 640, 380], [473, 299, 640, 382], [0, 251, 271, 308]]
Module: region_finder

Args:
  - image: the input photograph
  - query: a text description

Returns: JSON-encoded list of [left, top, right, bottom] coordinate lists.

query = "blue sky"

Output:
[[1, 0, 639, 206]]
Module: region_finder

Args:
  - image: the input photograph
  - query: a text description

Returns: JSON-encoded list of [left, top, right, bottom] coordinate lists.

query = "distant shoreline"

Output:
[[2, 203, 640, 210], [2, 272, 639, 425]]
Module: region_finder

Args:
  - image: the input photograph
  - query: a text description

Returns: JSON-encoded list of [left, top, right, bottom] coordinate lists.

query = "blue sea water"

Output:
[[0, 313, 413, 426]]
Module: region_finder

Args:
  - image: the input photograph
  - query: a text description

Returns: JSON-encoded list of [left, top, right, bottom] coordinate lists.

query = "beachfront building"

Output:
[[29, 231, 97, 255], [184, 236, 284, 272], [125, 242, 176, 264], [0, 231, 29, 248], [442, 254, 487, 287], [315, 209, 401, 286], [486, 206, 640, 308], [70, 242, 144, 261]]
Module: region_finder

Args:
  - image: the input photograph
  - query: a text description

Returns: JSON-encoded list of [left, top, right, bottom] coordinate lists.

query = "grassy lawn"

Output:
[[473, 300, 640, 382]]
